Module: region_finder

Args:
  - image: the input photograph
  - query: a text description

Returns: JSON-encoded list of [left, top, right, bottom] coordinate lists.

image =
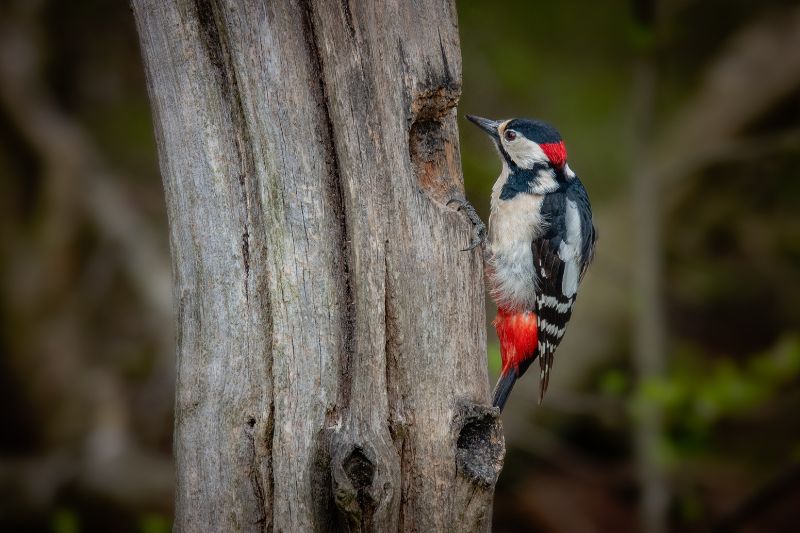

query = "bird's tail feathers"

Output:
[[538, 351, 554, 404], [491, 369, 517, 412]]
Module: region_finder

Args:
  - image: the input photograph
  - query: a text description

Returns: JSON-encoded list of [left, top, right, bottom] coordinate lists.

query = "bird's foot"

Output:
[[447, 197, 487, 251]]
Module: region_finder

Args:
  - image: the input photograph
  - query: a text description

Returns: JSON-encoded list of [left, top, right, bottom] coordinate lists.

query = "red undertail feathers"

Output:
[[491, 309, 538, 411]]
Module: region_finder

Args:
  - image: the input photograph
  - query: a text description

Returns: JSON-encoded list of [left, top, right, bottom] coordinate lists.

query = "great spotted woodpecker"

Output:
[[449, 115, 596, 410]]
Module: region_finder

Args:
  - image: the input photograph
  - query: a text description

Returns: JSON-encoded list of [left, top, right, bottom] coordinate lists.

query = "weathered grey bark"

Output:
[[132, 1, 503, 531]]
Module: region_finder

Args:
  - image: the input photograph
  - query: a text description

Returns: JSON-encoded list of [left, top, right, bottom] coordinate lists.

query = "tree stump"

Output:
[[132, 1, 504, 530]]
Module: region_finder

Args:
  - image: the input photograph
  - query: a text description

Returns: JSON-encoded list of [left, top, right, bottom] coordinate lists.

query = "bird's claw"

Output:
[[447, 197, 487, 251]]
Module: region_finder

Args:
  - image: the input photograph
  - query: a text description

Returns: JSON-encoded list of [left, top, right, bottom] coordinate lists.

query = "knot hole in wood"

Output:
[[408, 86, 463, 205]]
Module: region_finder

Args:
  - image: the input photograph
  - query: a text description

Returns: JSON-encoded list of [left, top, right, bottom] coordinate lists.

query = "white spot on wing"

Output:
[[559, 199, 582, 298], [563, 262, 579, 298]]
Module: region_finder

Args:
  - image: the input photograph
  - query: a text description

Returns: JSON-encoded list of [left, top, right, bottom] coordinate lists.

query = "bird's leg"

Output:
[[447, 197, 487, 251]]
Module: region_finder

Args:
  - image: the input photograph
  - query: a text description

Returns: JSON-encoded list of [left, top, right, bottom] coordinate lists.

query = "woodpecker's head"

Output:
[[466, 115, 567, 171]]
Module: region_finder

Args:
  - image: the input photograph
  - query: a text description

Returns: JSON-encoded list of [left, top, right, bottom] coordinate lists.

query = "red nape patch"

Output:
[[540, 141, 567, 168], [493, 309, 538, 373]]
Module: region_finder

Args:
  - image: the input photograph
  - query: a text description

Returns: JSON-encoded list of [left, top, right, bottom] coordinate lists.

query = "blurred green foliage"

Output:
[[51, 509, 79, 533], [138, 513, 170, 533], [635, 335, 800, 461]]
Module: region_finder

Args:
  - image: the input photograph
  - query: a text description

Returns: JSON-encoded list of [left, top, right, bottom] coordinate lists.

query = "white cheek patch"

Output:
[[502, 136, 548, 169]]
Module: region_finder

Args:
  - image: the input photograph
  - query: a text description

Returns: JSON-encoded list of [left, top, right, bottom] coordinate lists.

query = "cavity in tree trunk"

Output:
[[132, 1, 504, 531]]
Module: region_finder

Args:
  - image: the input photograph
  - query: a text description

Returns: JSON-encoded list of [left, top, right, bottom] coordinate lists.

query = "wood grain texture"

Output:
[[132, 0, 504, 530]]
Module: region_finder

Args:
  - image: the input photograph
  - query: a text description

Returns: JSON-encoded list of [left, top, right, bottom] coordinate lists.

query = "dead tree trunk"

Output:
[[132, 1, 503, 531]]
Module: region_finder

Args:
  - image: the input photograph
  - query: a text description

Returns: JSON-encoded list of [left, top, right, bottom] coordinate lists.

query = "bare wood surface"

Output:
[[132, 0, 504, 531]]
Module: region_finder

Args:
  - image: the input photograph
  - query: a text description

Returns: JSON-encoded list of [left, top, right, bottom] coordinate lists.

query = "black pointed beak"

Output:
[[466, 114, 501, 139]]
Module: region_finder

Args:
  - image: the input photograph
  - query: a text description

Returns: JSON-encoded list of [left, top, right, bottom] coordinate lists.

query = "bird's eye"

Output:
[[504, 130, 517, 141]]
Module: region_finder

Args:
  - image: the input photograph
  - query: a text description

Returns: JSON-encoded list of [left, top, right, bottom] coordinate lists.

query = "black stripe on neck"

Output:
[[500, 162, 563, 200]]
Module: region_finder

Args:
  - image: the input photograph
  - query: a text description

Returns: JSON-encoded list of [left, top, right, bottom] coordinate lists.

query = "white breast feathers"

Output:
[[486, 164, 546, 311]]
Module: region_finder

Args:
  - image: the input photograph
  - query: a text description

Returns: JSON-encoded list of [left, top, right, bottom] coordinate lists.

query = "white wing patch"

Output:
[[558, 199, 582, 298]]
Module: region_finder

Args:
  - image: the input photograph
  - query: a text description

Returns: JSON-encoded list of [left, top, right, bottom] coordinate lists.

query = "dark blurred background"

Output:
[[1, 0, 799, 531]]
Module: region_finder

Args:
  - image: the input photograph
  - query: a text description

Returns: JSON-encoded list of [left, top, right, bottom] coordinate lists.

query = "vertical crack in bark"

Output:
[[242, 228, 251, 278], [339, 0, 357, 42], [384, 250, 399, 425], [301, 0, 355, 414], [193, 0, 254, 289], [384, 247, 407, 530], [436, 28, 452, 85], [244, 416, 268, 533], [192, 1, 272, 529], [265, 383, 275, 533]]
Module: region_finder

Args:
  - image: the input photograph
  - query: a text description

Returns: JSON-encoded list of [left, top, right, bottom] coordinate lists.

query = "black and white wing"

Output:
[[533, 180, 596, 401]]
